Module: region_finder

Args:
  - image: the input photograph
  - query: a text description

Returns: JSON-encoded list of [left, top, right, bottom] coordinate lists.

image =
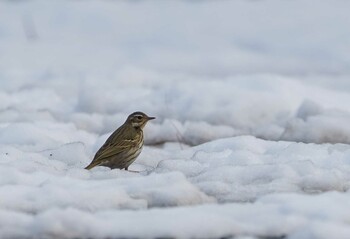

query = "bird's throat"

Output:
[[133, 126, 141, 131]]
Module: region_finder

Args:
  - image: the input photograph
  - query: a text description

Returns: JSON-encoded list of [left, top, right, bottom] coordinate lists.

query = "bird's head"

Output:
[[126, 112, 155, 129]]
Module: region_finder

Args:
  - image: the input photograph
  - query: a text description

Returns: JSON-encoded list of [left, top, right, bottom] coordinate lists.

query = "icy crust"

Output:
[[1, 136, 350, 209], [1, 191, 350, 239], [0, 145, 214, 211], [0, 135, 350, 238], [149, 136, 350, 202]]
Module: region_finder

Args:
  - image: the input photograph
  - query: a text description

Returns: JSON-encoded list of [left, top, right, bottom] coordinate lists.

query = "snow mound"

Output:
[[281, 100, 350, 144], [2, 192, 350, 239], [0, 169, 213, 213], [0, 143, 214, 212], [154, 136, 350, 202]]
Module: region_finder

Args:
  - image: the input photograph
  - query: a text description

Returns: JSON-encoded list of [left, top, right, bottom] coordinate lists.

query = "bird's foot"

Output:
[[125, 168, 140, 173]]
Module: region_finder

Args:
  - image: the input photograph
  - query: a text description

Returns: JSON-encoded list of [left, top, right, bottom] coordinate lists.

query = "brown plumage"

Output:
[[85, 112, 155, 170]]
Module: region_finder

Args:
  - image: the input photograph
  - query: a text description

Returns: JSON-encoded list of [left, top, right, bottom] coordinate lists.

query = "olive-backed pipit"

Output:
[[85, 112, 155, 170]]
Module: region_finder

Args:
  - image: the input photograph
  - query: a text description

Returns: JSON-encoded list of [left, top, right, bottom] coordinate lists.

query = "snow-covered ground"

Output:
[[1, 0, 350, 238]]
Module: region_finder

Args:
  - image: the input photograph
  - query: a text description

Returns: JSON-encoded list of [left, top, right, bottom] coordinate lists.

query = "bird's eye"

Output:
[[137, 116, 142, 120]]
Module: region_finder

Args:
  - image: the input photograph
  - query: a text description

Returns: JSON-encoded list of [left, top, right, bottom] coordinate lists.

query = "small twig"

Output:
[[164, 96, 185, 150], [169, 119, 185, 150]]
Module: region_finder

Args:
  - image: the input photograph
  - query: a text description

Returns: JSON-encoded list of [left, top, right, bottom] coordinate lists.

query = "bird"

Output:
[[85, 112, 155, 171]]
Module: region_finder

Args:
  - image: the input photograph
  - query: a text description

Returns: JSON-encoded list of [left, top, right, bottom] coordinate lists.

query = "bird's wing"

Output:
[[84, 139, 137, 170]]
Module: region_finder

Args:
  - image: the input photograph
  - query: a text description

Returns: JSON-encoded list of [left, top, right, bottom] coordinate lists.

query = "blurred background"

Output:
[[1, 0, 350, 148]]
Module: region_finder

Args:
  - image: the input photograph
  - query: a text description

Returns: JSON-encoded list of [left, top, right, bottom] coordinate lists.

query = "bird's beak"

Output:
[[147, 116, 156, 121]]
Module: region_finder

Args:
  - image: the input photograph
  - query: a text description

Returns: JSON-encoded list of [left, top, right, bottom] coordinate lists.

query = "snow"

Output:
[[2, 191, 350, 239], [1, 0, 350, 238]]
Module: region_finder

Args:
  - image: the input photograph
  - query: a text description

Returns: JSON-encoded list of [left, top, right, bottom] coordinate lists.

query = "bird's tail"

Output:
[[84, 162, 98, 170]]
